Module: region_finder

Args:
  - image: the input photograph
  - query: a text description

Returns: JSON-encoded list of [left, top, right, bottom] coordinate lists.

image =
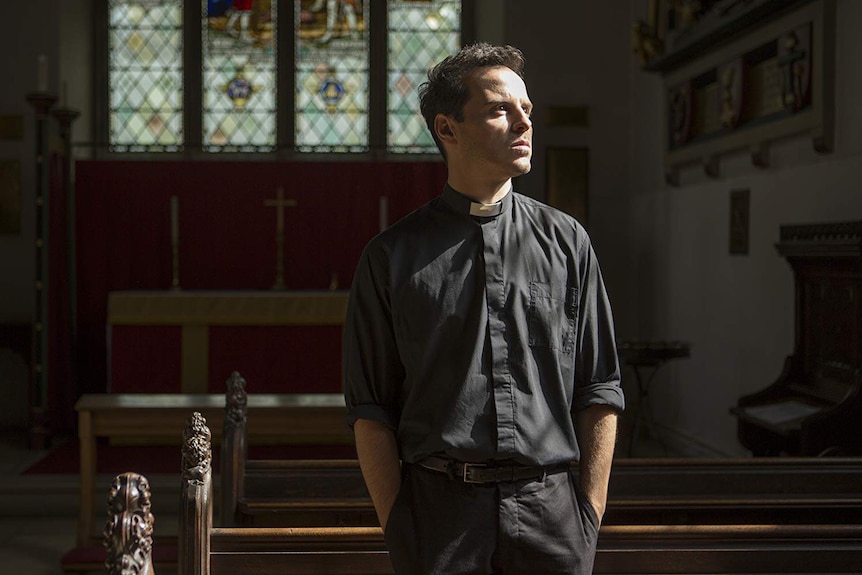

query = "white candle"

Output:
[[170, 196, 179, 246], [37, 55, 47, 92], [379, 196, 388, 233]]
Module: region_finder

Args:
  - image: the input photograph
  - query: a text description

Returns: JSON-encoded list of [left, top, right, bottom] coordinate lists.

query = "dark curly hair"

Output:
[[419, 42, 526, 159]]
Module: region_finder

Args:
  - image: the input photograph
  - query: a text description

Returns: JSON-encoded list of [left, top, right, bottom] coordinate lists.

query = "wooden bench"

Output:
[[75, 373, 353, 548], [220, 378, 862, 527], [181, 411, 392, 575], [226, 456, 862, 528], [179, 411, 862, 575]]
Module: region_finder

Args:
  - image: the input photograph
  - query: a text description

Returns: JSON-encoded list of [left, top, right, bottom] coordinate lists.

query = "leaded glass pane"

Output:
[[109, 0, 183, 152], [203, 0, 277, 152], [387, 0, 460, 153], [295, 0, 370, 153]]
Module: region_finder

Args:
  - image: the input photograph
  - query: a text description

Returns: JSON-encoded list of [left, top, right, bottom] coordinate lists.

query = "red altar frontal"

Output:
[[107, 291, 349, 394], [68, 159, 447, 409]]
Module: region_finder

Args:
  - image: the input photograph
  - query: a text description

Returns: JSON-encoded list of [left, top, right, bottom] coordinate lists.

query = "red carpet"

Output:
[[22, 438, 357, 475]]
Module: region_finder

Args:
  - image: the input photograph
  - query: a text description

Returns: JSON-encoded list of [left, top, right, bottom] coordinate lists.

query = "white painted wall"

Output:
[[0, 0, 61, 324], [626, 0, 862, 455], [0, 0, 62, 428]]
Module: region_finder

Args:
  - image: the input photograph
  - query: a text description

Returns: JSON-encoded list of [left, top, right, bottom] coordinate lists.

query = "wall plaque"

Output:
[[632, 0, 834, 185]]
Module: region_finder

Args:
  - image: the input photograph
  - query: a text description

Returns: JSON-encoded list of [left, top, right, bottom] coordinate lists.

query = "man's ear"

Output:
[[434, 114, 457, 145]]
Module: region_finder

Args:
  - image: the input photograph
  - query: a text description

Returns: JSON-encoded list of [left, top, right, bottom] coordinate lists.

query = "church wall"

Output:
[[9, 0, 858, 452], [0, 0, 61, 428], [474, 0, 506, 46], [2, 1, 640, 432], [501, 1, 638, 339], [627, 0, 862, 456], [59, 0, 95, 151], [0, 0, 61, 324]]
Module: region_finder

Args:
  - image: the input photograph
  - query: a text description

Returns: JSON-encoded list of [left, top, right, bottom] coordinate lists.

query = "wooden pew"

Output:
[[227, 456, 862, 527], [220, 378, 862, 527], [63, 472, 178, 574], [229, 457, 862, 527], [181, 411, 392, 575], [75, 376, 352, 547], [64, 372, 353, 573], [604, 455, 862, 525], [104, 472, 156, 575], [182, 411, 862, 575], [220, 371, 371, 527]]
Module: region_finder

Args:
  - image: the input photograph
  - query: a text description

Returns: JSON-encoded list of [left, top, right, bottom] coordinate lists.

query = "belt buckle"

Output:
[[462, 462, 486, 484]]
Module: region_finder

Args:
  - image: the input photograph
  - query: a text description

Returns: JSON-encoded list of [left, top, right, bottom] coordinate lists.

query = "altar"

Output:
[[107, 290, 349, 395], [62, 158, 445, 431]]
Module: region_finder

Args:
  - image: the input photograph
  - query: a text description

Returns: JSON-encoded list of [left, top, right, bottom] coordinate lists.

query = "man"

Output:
[[343, 42, 624, 574]]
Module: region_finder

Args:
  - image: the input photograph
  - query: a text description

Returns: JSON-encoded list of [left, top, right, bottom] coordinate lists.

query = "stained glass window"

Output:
[[203, 0, 278, 152], [108, 0, 184, 152], [106, 1, 462, 154], [387, 0, 460, 153], [295, 0, 371, 153]]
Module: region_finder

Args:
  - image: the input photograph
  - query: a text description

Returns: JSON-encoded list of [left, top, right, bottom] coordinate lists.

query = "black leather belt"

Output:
[[416, 455, 570, 484]]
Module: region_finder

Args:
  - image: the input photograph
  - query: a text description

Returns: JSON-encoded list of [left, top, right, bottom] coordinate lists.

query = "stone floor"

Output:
[[0, 430, 79, 575]]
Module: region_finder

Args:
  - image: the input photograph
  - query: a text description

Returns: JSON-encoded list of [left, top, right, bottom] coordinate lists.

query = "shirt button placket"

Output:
[[481, 217, 514, 454]]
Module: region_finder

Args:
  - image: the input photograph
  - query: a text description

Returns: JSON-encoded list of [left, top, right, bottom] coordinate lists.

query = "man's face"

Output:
[[447, 65, 533, 181]]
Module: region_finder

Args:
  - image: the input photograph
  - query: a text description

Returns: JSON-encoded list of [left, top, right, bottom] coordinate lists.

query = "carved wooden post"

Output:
[[52, 103, 81, 399], [221, 371, 248, 526], [25, 90, 56, 449], [103, 472, 155, 575], [179, 412, 212, 575]]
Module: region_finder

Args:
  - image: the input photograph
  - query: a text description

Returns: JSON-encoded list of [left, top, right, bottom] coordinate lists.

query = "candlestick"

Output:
[[379, 196, 388, 233], [171, 196, 179, 246], [170, 196, 180, 290], [37, 55, 47, 92]]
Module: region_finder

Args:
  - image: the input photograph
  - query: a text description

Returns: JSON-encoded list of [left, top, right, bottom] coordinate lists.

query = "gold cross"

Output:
[[264, 186, 297, 290]]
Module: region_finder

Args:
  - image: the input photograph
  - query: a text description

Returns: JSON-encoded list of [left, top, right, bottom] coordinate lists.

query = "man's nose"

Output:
[[513, 111, 532, 132]]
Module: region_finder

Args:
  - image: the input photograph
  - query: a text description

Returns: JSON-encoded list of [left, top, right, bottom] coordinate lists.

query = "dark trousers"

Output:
[[383, 464, 600, 575]]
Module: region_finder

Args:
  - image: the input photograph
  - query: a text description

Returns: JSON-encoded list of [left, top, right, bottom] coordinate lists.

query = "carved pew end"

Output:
[[104, 472, 156, 575]]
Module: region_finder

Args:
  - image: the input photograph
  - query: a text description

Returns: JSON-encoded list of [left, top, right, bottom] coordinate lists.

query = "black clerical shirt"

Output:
[[344, 184, 624, 467]]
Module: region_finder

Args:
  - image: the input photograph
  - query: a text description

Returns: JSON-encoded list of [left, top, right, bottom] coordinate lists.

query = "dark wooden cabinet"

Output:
[[733, 221, 862, 456]]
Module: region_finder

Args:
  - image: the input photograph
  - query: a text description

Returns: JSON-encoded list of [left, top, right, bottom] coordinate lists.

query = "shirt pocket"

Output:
[[528, 280, 577, 354]]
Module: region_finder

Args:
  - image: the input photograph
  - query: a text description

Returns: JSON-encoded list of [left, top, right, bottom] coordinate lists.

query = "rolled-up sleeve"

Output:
[[343, 241, 405, 430], [572, 233, 626, 414]]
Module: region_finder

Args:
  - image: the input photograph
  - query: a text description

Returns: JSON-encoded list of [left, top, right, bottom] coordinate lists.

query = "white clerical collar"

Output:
[[469, 200, 504, 217], [442, 184, 513, 218]]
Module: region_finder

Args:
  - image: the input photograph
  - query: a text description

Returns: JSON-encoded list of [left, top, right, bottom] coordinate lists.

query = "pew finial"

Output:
[[226, 371, 248, 427], [103, 472, 155, 575], [183, 412, 212, 484]]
